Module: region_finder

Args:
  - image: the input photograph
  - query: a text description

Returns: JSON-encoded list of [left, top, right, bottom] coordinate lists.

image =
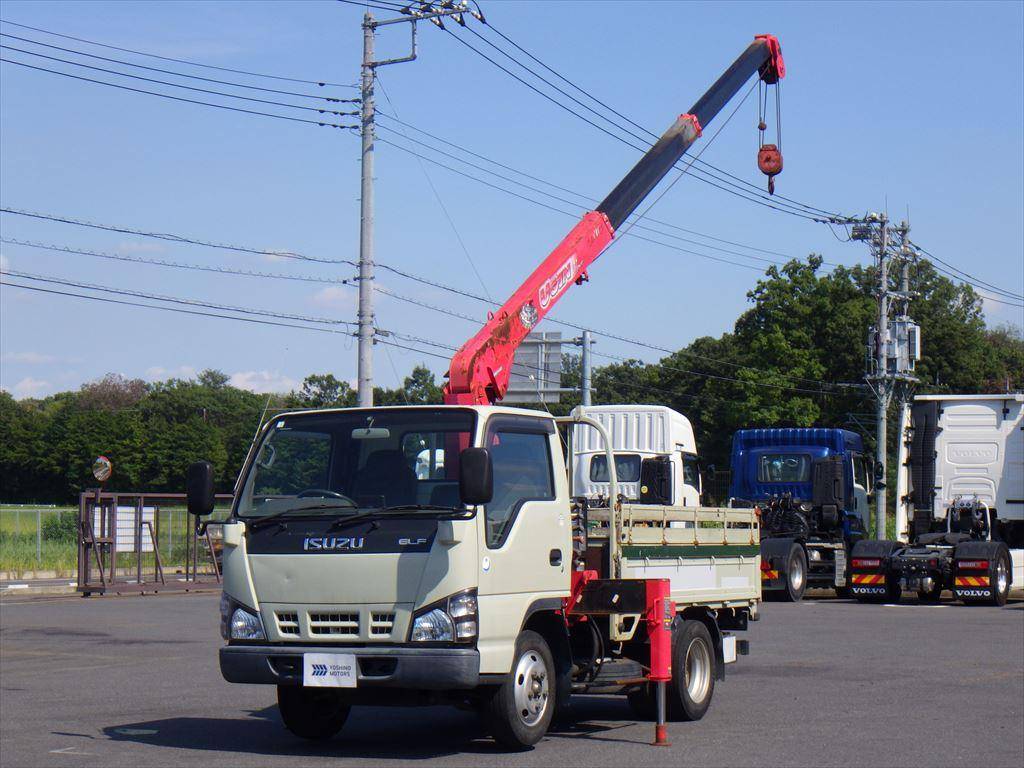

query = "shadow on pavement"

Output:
[[99, 698, 653, 757]]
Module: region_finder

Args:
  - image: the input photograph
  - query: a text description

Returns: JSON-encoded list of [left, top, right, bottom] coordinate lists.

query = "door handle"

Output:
[[549, 549, 562, 566]]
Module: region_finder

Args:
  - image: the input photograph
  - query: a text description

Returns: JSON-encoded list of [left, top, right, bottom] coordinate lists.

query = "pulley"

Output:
[[758, 144, 783, 195], [756, 75, 783, 194]]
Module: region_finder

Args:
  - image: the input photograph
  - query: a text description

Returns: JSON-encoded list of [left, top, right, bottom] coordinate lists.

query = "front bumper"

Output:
[[220, 645, 480, 689]]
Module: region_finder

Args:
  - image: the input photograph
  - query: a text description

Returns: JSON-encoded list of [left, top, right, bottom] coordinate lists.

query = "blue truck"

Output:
[[729, 428, 872, 601]]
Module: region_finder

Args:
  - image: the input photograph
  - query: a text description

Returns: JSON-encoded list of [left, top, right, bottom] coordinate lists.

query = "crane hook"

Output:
[[758, 144, 782, 195]]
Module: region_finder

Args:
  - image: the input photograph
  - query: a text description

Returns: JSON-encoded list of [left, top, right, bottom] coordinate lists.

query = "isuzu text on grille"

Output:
[[302, 537, 365, 551]]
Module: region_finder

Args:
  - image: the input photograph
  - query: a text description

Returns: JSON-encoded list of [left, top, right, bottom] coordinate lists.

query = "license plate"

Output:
[[303, 653, 357, 688]]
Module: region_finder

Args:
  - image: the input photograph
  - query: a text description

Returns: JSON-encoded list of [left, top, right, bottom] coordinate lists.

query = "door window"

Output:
[[485, 429, 555, 548], [682, 453, 701, 490]]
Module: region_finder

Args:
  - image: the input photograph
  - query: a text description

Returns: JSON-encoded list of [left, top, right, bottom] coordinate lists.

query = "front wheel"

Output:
[[781, 544, 807, 602], [482, 630, 555, 749], [277, 686, 350, 740]]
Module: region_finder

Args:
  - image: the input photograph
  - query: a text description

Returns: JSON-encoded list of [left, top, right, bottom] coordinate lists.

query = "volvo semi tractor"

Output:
[[850, 394, 1023, 605]]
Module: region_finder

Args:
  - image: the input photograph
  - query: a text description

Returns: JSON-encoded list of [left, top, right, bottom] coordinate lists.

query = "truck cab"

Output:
[[571, 405, 702, 507], [728, 428, 872, 601]]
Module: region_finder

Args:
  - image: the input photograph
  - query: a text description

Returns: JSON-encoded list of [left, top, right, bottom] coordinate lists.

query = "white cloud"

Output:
[[311, 286, 353, 309], [144, 365, 197, 381], [10, 377, 51, 399], [228, 370, 299, 394]]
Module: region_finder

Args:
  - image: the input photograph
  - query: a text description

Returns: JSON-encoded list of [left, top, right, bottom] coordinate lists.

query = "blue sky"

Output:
[[1, 0, 1021, 399]]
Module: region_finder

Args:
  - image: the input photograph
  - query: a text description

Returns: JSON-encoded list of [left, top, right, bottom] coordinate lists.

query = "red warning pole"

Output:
[[645, 578, 674, 746]]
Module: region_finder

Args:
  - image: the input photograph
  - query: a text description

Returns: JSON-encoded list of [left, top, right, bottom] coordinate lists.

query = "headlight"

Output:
[[220, 593, 265, 641], [410, 589, 477, 643], [411, 608, 454, 642], [808, 549, 822, 562]]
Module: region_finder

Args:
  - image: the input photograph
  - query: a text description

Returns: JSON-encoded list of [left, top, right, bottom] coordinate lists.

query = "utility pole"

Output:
[[357, 15, 375, 407], [853, 212, 919, 540], [873, 214, 891, 540], [354, 2, 480, 406], [580, 330, 593, 406]]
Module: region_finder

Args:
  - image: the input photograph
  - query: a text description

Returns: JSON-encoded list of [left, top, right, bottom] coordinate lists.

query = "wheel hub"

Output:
[[513, 651, 549, 726]]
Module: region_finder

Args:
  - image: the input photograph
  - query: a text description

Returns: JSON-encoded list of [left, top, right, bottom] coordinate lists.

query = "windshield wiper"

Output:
[[325, 505, 471, 532], [249, 502, 357, 531]]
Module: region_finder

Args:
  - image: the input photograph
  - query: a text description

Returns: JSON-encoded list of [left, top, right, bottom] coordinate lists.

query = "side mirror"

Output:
[[459, 448, 493, 506], [186, 461, 216, 517]]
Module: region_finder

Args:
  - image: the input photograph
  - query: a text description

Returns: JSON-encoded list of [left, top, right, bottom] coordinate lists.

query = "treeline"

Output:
[[0, 257, 1020, 502]]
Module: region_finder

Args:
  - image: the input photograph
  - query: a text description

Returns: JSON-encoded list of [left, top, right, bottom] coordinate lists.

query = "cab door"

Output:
[[475, 415, 570, 673], [851, 454, 871, 529]]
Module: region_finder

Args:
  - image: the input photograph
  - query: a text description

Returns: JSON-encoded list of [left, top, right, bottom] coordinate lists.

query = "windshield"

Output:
[[590, 453, 641, 483], [757, 453, 812, 483], [236, 409, 476, 518]]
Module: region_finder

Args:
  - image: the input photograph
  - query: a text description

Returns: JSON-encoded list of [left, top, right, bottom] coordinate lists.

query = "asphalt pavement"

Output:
[[1, 590, 1021, 768]]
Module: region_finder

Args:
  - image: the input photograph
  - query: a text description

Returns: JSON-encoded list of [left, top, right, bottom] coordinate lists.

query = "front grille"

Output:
[[309, 612, 360, 637], [275, 611, 300, 636], [370, 612, 396, 636]]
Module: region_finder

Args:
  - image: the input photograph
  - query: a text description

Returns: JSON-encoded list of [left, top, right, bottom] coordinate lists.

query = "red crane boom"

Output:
[[443, 35, 785, 405]]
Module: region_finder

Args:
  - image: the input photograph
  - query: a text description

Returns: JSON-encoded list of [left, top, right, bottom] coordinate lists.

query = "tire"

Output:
[[668, 620, 716, 721], [277, 686, 350, 741], [988, 548, 1012, 607], [954, 541, 1011, 607], [482, 630, 555, 749], [781, 544, 807, 602]]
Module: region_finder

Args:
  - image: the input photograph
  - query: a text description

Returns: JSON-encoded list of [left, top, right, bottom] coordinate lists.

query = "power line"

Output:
[[0, 207, 846, 387], [0, 18, 356, 88], [375, 120, 785, 268], [0, 57, 358, 129], [374, 134, 769, 271], [1, 268, 358, 327], [0, 42, 359, 116], [910, 241, 1023, 303], [375, 73, 493, 300], [476, 18, 845, 221], [0, 238, 355, 286], [444, 25, 840, 223], [0, 32, 359, 103], [376, 111, 797, 262], [0, 207, 359, 266]]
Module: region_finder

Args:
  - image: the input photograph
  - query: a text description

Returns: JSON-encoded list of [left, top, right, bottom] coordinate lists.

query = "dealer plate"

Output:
[[303, 653, 357, 688]]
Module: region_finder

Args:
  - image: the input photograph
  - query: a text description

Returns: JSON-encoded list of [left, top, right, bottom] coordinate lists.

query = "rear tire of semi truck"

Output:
[[482, 630, 556, 750], [955, 542, 1012, 607], [276, 686, 350, 741]]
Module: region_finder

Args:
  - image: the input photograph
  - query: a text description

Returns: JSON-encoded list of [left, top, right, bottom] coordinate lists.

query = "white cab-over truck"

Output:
[[186, 33, 788, 749], [187, 406, 760, 748], [572, 404, 703, 507]]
